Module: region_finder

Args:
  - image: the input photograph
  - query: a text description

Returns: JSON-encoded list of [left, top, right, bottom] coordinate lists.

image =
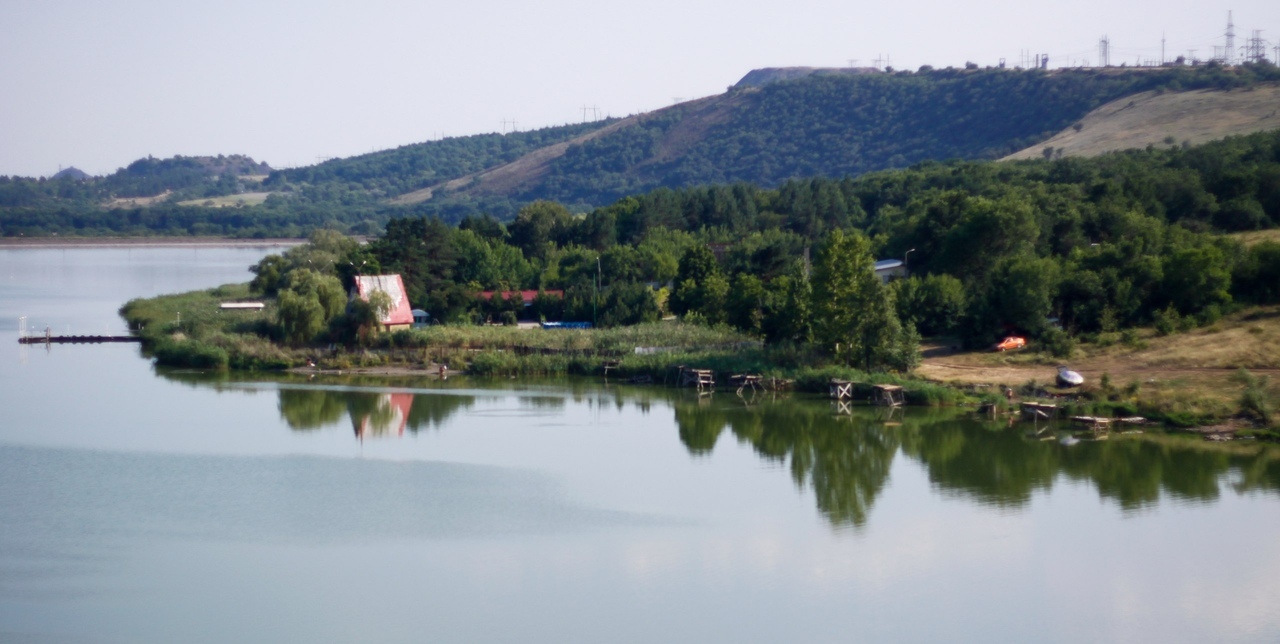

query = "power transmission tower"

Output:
[[1098, 36, 1110, 67], [1226, 11, 1235, 65], [1245, 30, 1267, 63], [1162, 32, 1166, 65]]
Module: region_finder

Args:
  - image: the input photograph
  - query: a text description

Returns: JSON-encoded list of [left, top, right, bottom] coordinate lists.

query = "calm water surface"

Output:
[[2, 246, 1280, 643]]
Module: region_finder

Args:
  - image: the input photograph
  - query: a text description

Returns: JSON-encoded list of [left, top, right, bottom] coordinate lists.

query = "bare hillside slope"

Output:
[[1004, 83, 1280, 160]]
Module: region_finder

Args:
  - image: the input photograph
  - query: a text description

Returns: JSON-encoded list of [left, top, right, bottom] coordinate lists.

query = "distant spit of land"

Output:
[[0, 237, 306, 248]]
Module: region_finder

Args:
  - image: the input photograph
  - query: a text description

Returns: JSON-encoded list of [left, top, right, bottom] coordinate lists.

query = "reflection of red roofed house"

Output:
[[354, 392, 414, 439], [353, 275, 414, 332]]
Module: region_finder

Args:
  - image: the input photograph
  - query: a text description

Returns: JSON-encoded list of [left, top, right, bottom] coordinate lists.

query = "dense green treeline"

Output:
[[335, 129, 1280, 364]]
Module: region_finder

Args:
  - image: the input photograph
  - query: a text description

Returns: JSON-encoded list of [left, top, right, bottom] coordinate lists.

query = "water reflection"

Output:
[[158, 372, 1280, 528], [278, 387, 476, 439], [669, 396, 1280, 526]]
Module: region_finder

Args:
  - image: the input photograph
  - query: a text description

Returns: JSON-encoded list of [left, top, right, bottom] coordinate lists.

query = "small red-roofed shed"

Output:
[[353, 274, 414, 332]]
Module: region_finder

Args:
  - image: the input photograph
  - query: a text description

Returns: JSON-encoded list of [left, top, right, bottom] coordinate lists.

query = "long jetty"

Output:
[[18, 334, 141, 345]]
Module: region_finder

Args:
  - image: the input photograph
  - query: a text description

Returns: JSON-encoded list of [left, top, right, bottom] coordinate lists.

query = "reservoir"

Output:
[[2, 245, 1279, 643]]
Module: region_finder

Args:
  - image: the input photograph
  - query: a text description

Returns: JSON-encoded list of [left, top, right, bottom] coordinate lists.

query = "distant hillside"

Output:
[[6, 63, 1280, 238], [417, 64, 1280, 215], [1004, 83, 1280, 160], [0, 154, 273, 215], [101, 154, 273, 198], [265, 121, 614, 204]]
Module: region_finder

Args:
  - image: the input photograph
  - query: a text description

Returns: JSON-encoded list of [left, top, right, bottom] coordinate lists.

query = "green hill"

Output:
[[424, 64, 1280, 214]]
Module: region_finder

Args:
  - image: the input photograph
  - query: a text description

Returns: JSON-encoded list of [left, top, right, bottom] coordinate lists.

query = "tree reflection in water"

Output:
[[276, 387, 476, 439], [675, 399, 899, 527], [161, 370, 1280, 529], [673, 395, 1280, 527]]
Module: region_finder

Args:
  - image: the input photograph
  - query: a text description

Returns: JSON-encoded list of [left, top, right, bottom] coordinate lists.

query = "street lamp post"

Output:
[[904, 248, 917, 273]]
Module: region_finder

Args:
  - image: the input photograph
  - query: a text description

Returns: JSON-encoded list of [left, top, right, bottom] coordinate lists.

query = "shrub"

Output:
[[153, 338, 230, 370], [1233, 369, 1275, 425], [1153, 305, 1181, 336], [1040, 327, 1075, 358]]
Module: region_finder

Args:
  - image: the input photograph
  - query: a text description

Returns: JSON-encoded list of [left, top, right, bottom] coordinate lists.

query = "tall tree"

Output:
[[810, 229, 903, 369]]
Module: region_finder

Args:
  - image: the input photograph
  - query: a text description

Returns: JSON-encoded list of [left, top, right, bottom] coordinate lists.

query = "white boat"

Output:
[[1056, 366, 1084, 387]]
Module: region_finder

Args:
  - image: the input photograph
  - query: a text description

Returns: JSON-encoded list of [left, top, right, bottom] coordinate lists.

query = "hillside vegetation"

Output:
[[433, 64, 1280, 213], [1005, 82, 1280, 160]]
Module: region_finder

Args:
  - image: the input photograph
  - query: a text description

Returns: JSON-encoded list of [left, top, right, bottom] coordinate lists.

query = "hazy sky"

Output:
[[2, 0, 1277, 177]]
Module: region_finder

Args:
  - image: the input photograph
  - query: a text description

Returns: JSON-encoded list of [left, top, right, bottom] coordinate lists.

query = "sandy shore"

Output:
[[0, 237, 306, 248]]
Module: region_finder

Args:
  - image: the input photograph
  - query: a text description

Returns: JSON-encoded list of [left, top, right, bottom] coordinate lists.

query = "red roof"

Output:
[[476, 290, 563, 303], [354, 275, 414, 326]]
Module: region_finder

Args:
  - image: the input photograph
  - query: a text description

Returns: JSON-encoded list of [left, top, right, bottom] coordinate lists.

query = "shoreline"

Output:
[[0, 236, 306, 249]]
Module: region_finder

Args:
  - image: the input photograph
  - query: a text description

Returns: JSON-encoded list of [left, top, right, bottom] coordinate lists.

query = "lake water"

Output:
[[2, 246, 1279, 643]]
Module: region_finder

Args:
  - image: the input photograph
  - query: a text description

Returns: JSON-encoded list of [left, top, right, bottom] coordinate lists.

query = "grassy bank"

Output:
[[119, 284, 1276, 433], [118, 284, 961, 404]]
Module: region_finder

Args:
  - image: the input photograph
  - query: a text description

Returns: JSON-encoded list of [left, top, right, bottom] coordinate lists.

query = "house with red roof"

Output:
[[352, 274, 414, 332], [475, 289, 563, 307]]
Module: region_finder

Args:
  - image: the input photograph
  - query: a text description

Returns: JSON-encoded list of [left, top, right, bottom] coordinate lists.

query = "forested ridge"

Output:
[[0, 154, 271, 207], [5, 64, 1279, 238], [452, 63, 1280, 211]]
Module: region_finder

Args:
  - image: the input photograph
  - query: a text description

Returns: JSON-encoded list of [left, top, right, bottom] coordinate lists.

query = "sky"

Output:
[[1, 0, 1277, 177]]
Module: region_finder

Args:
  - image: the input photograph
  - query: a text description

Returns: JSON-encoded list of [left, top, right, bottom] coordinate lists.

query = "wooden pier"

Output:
[[728, 374, 762, 395], [871, 384, 905, 407], [678, 367, 715, 391], [19, 334, 141, 345], [1020, 401, 1059, 420], [829, 379, 854, 400]]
